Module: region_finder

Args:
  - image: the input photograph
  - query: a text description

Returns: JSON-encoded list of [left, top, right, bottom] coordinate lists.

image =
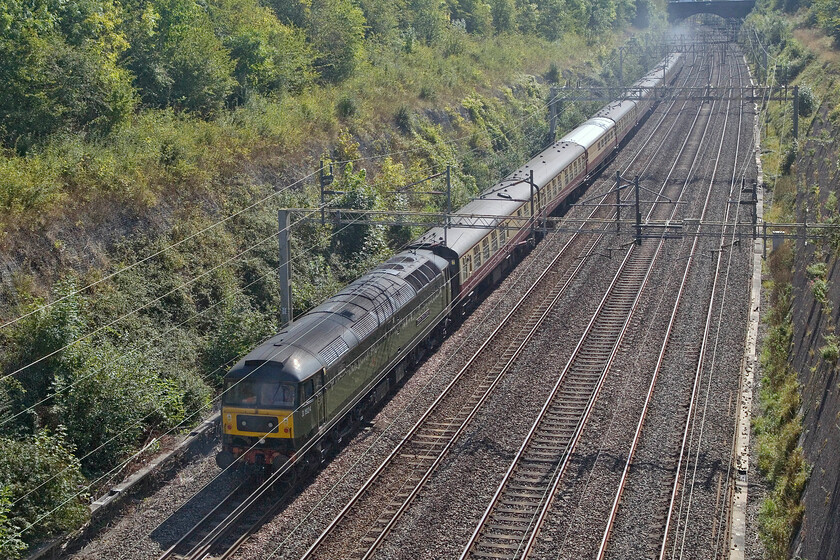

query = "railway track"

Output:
[[491, 40, 756, 560], [460, 239, 659, 559], [591, 41, 749, 560], [156, 469, 297, 560], [272, 49, 708, 560], [299, 204, 618, 560], [295, 54, 715, 560], [461, 40, 744, 560]]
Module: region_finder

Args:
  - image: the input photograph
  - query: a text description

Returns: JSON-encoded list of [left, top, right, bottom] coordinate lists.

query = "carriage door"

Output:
[[314, 368, 326, 428]]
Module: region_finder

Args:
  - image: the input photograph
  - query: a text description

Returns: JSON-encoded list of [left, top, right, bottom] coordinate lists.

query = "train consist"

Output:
[[216, 53, 684, 470]]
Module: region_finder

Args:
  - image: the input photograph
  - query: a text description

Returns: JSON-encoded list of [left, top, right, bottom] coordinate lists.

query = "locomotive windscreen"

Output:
[[224, 380, 296, 408]]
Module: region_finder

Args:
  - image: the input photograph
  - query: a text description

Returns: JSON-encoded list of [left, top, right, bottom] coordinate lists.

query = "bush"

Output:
[[781, 140, 798, 175], [51, 339, 195, 475], [336, 95, 359, 119], [546, 62, 561, 83], [806, 261, 827, 279], [798, 86, 816, 118], [395, 106, 412, 134], [812, 277, 828, 303], [0, 428, 89, 547], [820, 334, 839, 364], [0, 486, 26, 560]]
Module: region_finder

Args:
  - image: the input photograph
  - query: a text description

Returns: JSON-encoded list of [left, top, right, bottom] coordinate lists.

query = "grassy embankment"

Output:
[[742, 8, 840, 557]]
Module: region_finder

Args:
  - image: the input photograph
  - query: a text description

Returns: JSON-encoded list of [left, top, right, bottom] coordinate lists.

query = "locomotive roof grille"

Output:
[[395, 285, 415, 308], [351, 312, 379, 340], [319, 336, 350, 366]]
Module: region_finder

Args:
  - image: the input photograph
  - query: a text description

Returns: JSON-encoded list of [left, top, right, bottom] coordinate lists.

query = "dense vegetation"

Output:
[[0, 0, 663, 555]]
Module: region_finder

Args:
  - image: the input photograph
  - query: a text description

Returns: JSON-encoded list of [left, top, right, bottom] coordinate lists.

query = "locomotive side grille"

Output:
[[319, 336, 350, 366], [351, 313, 379, 340]]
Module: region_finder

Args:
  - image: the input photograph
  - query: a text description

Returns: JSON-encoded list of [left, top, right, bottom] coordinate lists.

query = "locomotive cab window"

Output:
[[225, 380, 258, 406], [225, 380, 296, 408], [260, 382, 296, 407], [300, 379, 315, 402]]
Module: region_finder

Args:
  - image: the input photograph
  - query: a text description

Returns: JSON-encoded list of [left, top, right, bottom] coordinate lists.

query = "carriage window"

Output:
[[474, 246, 482, 268], [482, 238, 490, 261], [491, 231, 498, 252], [499, 224, 507, 244]]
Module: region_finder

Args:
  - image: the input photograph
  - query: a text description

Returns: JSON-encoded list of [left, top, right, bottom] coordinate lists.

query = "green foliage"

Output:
[[451, 0, 494, 35], [781, 140, 798, 174], [408, 0, 449, 43], [51, 339, 204, 474], [811, 277, 828, 303], [755, 279, 809, 560], [0, 282, 85, 435], [308, 0, 366, 82], [814, 0, 840, 44], [0, 486, 27, 560], [395, 105, 413, 134], [798, 86, 816, 117], [490, 0, 517, 33], [0, 428, 89, 546], [123, 0, 236, 115], [209, 0, 315, 102], [820, 333, 839, 364], [202, 298, 274, 381], [806, 260, 827, 279], [337, 95, 360, 119], [0, 0, 135, 150], [330, 164, 387, 264]]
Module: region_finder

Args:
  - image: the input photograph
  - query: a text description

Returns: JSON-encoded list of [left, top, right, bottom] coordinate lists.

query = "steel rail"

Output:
[[659, 46, 746, 560], [672, 44, 752, 560], [460, 42, 723, 560], [298, 50, 709, 560], [594, 43, 747, 560], [156, 476, 260, 560]]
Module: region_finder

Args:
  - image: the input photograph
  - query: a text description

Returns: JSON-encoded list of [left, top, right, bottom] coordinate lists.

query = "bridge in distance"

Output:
[[667, 0, 755, 20]]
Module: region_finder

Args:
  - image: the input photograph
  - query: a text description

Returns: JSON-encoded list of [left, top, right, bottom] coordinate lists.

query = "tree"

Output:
[[307, 0, 367, 82], [358, 0, 402, 39], [407, 0, 449, 44], [0, 0, 135, 150], [330, 164, 388, 265], [490, 0, 517, 33], [122, 0, 235, 114], [209, 0, 315, 102], [0, 283, 85, 435]]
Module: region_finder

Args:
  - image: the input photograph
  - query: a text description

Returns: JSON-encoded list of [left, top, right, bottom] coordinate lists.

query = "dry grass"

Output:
[[794, 27, 840, 67]]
